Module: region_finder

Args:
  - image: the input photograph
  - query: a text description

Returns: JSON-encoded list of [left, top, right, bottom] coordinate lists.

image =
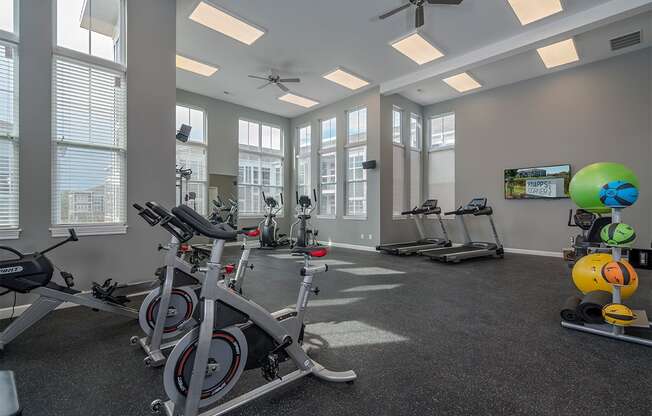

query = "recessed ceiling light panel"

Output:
[[176, 54, 219, 76], [390, 32, 444, 65], [443, 72, 482, 93], [536, 38, 579, 69], [323, 68, 370, 90], [507, 0, 563, 25], [278, 93, 319, 108], [189, 1, 265, 46]]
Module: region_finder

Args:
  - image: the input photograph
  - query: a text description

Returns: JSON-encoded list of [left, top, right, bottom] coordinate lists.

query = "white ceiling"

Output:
[[175, 0, 650, 118]]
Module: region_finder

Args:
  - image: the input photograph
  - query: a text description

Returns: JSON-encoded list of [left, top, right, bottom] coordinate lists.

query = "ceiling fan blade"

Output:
[[379, 3, 411, 19], [277, 83, 290, 93], [257, 82, 272, 90], [426, 0, 463, 4], [416, 4, 424, 28], [279, 78, 300, 83], [248, 75, 270, 81]]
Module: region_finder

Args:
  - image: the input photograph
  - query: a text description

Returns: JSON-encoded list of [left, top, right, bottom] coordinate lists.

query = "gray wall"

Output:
[[4, 0, 177, 309], [289, 87, 382, 247], [176, 89, 292, 229], [379, 94, 425, 244], [422, 48, 652, 253]]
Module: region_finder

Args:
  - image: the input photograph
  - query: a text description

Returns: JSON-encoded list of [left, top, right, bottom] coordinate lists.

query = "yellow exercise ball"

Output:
[[572, 253, 638, 299]]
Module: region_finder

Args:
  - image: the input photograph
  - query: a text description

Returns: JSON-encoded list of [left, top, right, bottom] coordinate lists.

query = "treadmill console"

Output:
[[466, 198, 487, 210], [422, 200, 438, 209]]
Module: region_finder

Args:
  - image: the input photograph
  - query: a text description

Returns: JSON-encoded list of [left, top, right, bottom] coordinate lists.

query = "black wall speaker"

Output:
[[362, 160, 377, 170]]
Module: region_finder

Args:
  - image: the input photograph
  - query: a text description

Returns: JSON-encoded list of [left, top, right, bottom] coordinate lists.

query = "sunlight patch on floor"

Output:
[[306, 320, 409, 348], [341, 284, 403, 292], [339, 267, 405, 276]]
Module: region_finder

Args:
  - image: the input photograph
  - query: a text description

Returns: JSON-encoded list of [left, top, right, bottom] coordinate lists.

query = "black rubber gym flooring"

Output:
[[1, 248, 651, 416]]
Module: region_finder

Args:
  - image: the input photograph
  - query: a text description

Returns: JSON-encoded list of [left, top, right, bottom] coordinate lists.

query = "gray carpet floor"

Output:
[[1, 247, 651, 416]]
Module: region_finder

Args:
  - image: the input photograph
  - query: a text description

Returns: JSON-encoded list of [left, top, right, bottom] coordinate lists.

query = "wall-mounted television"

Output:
[[504, 164, 571, 199]]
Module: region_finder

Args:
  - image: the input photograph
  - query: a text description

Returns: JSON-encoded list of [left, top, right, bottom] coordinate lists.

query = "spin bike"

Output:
[[289, 189, 319, 248], [131, 203, 259, 367], [259, 192, 289, 249], [151, 205, 357, 416], [0, 230, 137, 351]]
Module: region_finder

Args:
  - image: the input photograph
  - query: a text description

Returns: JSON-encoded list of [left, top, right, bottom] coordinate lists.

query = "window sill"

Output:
[[429, 144, 455, 152], [50, 225, 128, 238], [343, 216, 367, 221], [316, 215, 336, 220], [0, 229, 21, 240], [392, 216, 408, 220]]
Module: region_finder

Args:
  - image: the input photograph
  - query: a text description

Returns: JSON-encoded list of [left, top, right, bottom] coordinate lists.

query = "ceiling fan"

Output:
[[379, 0, 463, 29], [248, 71, 301, 92]]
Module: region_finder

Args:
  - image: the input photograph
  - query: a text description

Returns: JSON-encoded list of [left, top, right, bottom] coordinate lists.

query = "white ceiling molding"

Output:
[[380, 0, 652, 95]]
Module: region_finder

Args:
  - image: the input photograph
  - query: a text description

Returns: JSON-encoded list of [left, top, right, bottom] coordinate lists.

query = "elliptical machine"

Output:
[[131, 202, 259, 367], [259, 192, 289, 249], [564, 209, 612, 266], [150, 204, 357, 416], [0, 230, 138, 351], [289, 189, 319, 249]]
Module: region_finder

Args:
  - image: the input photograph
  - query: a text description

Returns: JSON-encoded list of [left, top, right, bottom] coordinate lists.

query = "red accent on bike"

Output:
[[309, 248, 328, 258], [224, 264, 235, 274], [179, 243, 192, 253], [246, 229, 260, 237]]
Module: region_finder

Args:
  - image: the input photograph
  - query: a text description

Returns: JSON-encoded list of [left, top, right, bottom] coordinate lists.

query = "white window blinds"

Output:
[[52, 56, 127, 226], [0, 41, 18, 230]]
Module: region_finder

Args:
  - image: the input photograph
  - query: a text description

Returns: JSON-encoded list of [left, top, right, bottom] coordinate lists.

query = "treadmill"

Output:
[[420, 198, 504, 263], [376, 199, 452, 255]]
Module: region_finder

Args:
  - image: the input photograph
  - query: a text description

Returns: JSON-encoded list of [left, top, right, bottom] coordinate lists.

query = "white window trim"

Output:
[[342, 215, 367, 221], [238, 119, 285, 218], [176, 103, 209, 215], [50, 225, 128, 238], [346, 106, 368, 146], [51, 1, 128, 234], [345, 106, 368, 218], [297, 123, 311, 156], [0, 229, 21, 240], [429, 112, 455, 151], [319, 116, 337, 151], [410, 113, 422, 151], [0, 0, 19, 43], [392, 106, 403, 145], [318, 151, 337, 218]]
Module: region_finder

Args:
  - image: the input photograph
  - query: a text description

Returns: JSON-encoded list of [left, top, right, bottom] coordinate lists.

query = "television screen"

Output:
[[504, 164, 571, 199]]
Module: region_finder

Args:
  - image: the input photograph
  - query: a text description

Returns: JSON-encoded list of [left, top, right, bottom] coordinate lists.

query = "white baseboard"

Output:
[[0, 281, 155, 321], [318, 241, 377, 252], [504, 247, 562, 258]]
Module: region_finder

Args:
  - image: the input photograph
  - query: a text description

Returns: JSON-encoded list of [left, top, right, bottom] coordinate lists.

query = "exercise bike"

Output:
[[289, 189, 319, 249], [259, 192, 289, 249], [0, 229, 138, 351], [131, 203, 259, 367], [151, 204, 357, 416]]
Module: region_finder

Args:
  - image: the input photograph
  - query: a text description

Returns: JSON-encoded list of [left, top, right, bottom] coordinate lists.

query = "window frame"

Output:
[[429, 112, 455, 152], [50, 0, 128, 237], [344, 106, 368, 219], [318, 116, 337, 218], [409, 113, 423, 210], [392, 106, 402, 145], [238, 118, 285, 218], [320, 116, 337, 150], [0, 4, 20, 239], [176, 103, 209, 215]]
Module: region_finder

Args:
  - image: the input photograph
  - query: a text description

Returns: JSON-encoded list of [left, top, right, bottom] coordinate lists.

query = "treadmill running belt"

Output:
[[421, 246, 485, 257]]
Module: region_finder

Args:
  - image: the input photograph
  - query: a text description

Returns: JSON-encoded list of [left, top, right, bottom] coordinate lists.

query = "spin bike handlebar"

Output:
[[145, 202, 195, 243], [133, 203, 160, 226]]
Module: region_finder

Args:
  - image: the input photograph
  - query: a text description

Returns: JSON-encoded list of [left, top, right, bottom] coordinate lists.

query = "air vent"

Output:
[[610, 31, 641, 51]]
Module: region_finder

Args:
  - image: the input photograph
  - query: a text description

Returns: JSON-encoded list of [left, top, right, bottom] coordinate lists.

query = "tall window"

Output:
[[409, 114, 422, 209], [238, 119, 283, 216], [52, 0, 127, 232], [429, 113, 455, 215], [0, 0, 19, 237], [296, 125, 311, 198], [319, 117, 337, 216], [392, 107, 405, 216], [346, 107, 367, 217], [176, 105, 207, 215]]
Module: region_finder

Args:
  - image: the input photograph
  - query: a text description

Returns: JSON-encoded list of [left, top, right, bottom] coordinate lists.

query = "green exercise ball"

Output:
[[569, 163, 639, 213]]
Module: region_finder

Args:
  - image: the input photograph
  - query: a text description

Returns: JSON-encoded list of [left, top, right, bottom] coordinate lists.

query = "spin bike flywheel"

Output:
[[164, 326, 248, 408], [139, 286, 198, 339]]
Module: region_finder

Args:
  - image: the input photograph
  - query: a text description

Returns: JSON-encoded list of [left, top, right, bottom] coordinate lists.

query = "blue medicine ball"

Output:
[[599, 181, 639, 207]]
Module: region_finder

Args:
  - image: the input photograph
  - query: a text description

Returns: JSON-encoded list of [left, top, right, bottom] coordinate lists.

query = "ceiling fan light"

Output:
[[323, 68, 370, 90], [189, 1, 265, 46], [278, 93, 319, 108], [390, 31, 444, 65], [176, 54, 219, 76], [507, 0, 563, 26]]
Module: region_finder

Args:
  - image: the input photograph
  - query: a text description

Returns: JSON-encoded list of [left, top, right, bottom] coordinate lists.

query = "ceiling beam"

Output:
[[380, 0, 652, 95]]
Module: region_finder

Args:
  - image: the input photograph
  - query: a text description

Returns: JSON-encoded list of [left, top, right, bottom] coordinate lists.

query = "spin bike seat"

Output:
[[172, 205, 238, 241], [291, 246, 328, 258]]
